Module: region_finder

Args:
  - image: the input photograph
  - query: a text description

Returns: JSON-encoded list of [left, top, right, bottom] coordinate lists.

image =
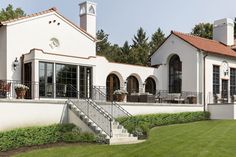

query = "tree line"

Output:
[[1, 4, 236, 66], [96, 27, 165, 66]]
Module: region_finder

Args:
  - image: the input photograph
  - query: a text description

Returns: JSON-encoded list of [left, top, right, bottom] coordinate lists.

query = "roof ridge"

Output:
[[0, 7, 56, 25], [172, 30, 221, 44]]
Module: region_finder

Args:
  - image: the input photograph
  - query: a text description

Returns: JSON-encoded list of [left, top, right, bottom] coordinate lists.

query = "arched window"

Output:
[[106, 74, 120, 101], [145, 77, 156, 95], [89, 6, 95, 14], [127, 76, 139, 94], [169, 55, 182, 93]]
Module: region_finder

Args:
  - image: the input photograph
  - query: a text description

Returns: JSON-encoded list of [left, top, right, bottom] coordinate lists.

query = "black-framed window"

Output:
[[56, 64, 77, 98], [213, 65, 220, 94], [169, 55, 182, 93], [230, 68, 236, 95], [79, 66, 92, 99], [39, 62, 54, 98]]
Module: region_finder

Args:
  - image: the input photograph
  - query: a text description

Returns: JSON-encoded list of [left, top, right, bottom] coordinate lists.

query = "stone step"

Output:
[[109, 136, 139, 145], [112, 133, 131, 138], [112, 128, 127, 134]]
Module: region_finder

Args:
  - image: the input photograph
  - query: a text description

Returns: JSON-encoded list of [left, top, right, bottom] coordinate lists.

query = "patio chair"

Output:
[[155, 92, 162, 103], [231, 95, 236, 103], [173, 94, 185, 104], [214, 94, 227, 103]]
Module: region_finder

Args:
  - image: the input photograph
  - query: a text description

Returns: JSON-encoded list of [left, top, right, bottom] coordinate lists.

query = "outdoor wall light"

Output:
[[13, 57, 19, 70]]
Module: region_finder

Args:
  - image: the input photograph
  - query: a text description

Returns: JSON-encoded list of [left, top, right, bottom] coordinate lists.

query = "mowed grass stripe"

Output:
[[15, 120, 236, 157]]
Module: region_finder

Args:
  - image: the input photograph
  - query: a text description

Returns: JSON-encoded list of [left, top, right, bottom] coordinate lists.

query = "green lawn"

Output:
[[15, 120, 236, 157]]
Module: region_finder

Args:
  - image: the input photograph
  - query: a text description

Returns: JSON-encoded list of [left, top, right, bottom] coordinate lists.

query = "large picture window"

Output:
[[213, 65, 220, 94], [39, 62, 54, 98], [169, 55, 182, 93], [56, 64, 77, 98], [230, 68, 236, 95]]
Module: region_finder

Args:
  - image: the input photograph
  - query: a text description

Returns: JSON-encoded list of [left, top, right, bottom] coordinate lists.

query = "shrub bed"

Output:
[[117, 111, 210, 139], [0, 124, 96, 152]]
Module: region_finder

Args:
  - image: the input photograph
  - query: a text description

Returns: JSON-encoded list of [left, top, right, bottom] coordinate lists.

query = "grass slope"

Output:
[[15, 120, 236, 157]]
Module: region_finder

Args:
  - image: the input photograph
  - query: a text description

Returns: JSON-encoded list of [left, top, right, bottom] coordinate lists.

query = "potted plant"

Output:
[[113, 89, 128, 102], [15, 84, 29, 99]]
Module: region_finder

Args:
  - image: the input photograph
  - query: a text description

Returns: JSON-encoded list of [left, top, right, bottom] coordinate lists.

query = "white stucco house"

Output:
[[0, 2, 159, 102], [1, 0, 235, 142], [150, 18, 236, 119]]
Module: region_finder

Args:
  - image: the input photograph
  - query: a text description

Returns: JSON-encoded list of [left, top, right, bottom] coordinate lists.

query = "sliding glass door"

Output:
[[39, 62, 54, 98], [55, 64, 77, 98]]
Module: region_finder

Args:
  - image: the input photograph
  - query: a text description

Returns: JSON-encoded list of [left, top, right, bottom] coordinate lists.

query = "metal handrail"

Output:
[[67, 99, 112, 137], [67, 84, 113, 137], [93, 86, 132, 117]]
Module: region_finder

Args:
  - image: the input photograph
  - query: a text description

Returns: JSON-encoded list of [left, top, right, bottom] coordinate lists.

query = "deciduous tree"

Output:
[[191, 23, 213, 39]]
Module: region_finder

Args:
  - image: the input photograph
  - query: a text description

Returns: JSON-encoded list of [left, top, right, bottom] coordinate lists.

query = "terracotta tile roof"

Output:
[[0, 8, 56, 25], [0, 7, 96, 41], [172, 31, 236, 58]]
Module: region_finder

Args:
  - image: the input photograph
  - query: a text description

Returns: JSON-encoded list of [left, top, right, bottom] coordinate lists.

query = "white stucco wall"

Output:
[[0, 26, 7, 79], [0, 100, 203, 131], [93, 56, 160, 90], [208, 104, 235, 119], [0, 100, 66, 131], [205, 54, 236, 104], [150, 34, 200, 92], [24, 49, 159, 94], [6, 12, 95, 81], [100, 103, 203, 115]]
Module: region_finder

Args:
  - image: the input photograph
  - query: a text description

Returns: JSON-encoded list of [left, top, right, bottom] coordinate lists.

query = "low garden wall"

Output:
[[207, 103, 235, 119], [0, 100, 67, 131], [98, 102, 204, 115]]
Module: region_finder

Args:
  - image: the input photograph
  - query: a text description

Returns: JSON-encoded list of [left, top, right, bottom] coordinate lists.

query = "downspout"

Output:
[[203, 53, 208, 112]]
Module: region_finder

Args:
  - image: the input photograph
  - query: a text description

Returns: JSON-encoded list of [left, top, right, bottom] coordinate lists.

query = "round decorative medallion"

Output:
[[49, 38, 60, 49]]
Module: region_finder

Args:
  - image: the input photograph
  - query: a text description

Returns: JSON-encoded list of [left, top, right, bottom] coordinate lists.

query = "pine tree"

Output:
[[149, 28, 165, 53], [130, 27, 150, 65], [132, 27, 149, 48], [96, 29, 112, 58], [0, 4, 26, 21]]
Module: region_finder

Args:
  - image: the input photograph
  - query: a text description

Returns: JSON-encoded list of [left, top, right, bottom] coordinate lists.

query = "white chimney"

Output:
[[79, 1, 96, 38], [213, 18, 234, 46]]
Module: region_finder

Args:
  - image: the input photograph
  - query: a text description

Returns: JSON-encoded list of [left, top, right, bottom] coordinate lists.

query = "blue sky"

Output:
[[1, 0, 236, 45]]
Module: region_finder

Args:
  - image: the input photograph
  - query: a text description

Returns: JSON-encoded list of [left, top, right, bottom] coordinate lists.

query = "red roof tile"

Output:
[[172, 31, 236, 58]]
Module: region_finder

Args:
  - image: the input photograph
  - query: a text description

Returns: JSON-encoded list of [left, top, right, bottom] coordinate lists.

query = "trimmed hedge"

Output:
[[0, 124, 95, 152], [117, 111, 210, 138]]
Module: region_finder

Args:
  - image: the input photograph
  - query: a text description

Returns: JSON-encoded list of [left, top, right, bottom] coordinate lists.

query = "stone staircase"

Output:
[[110, 121, 138, 145], [67, 99, 138, 145]]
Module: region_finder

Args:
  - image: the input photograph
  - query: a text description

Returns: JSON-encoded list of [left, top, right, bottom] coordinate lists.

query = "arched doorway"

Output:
[[127, 76, 139, 94], [145, 77, 156, 95], [169, 54, 182, 93], [106, 74, 120, 101]]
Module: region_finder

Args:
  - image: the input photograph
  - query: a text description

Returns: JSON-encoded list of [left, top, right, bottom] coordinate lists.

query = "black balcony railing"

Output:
[[156, 90, 202, 104], [207, 91, 236, 104], [92, 86, 132, 118], [0, 80, 78, 99]]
